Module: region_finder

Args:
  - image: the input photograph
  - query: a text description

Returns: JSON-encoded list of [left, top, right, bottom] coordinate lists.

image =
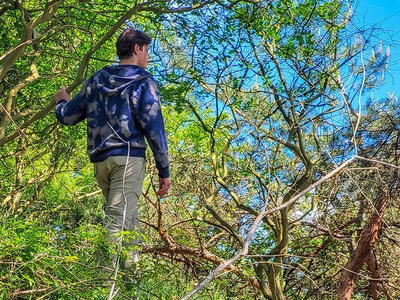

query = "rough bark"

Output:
[[365, 253, 394, 300], [337, 188, 388, 299]]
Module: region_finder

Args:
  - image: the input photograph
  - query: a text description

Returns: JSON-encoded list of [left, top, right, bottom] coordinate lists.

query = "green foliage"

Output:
[[0, 215, 111, 299], [1, 0, 399, 299]]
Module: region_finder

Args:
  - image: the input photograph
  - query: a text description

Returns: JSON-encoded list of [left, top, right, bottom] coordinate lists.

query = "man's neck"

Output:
[[119, 57, 143, 68], [119, 57, 135, 65]]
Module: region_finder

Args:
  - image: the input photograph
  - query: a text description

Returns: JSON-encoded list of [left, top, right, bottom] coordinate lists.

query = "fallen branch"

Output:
[[142, 244, 261, 291]]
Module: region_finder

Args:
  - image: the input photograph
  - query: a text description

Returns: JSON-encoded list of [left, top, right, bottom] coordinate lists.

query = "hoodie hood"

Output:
[[94, 65, 152, 97]]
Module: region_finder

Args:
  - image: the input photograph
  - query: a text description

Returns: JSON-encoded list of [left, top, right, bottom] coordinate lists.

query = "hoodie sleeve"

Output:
[[55, 79, 90, 125], [135, 78, 170, 178]]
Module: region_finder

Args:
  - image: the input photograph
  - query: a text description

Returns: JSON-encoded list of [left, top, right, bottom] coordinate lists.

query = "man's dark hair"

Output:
[[116, 29, 151, 60]]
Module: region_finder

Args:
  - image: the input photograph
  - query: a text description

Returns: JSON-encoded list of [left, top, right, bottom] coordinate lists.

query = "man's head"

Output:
[[116, 29, 151, 69]]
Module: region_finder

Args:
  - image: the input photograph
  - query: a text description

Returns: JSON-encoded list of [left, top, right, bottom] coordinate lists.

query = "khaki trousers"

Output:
[[94, 156, 145, 263]]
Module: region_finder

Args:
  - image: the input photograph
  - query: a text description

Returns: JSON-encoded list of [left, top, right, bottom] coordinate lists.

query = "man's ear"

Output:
[[133, 44, 140, 55]]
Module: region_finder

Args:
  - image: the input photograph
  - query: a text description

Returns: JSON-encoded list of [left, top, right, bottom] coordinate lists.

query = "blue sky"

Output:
[[354, 0, 400, 100]]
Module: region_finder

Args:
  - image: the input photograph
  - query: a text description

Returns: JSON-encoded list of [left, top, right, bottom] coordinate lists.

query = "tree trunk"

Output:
[[337, 188, 388, 299], [266, 261, 286, 300], [365, 253, 394, 300]]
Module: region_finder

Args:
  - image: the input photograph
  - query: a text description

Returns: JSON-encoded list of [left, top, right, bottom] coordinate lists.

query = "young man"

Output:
[[54, 29, 171, 269]]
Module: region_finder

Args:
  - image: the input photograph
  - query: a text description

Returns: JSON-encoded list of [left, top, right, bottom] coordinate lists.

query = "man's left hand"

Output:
[[156, 177, 171, 197], [55, 85, 71, 104]]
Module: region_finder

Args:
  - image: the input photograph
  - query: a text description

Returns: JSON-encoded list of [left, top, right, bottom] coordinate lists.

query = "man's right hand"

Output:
[[55, 85, 71, 104], [156, 177, 171, 197]]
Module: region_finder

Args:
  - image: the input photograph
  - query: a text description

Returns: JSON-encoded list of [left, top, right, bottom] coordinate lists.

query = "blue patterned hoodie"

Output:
[[55, 65, 170, 178]]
